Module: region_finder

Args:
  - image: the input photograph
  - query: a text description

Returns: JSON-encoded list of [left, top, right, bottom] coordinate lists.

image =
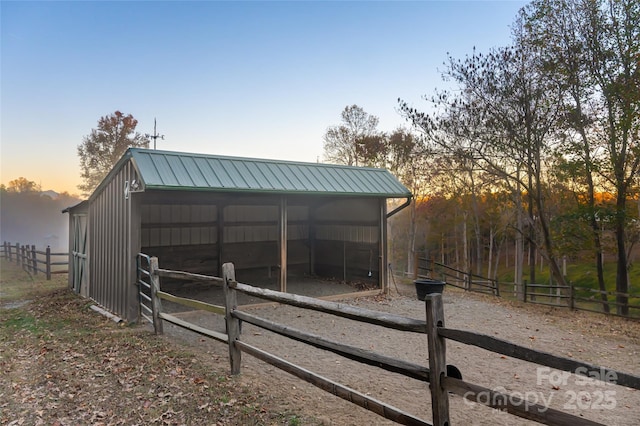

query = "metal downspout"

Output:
[[386, 196, 412, 218]]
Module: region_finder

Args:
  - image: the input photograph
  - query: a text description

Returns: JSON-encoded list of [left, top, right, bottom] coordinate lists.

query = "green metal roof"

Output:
[[126, 148, 411, 198]]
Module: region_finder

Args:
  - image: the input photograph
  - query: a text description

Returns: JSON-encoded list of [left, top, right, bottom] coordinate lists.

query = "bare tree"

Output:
[[323, 105, 381, 166], [386, 129, 430, 274], [400, 23, 566, 298]]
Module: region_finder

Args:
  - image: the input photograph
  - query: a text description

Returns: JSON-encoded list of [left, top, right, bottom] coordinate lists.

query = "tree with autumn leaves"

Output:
[[77, 111, 148, 197]]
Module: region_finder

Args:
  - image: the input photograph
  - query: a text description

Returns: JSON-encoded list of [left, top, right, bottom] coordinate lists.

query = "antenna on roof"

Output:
[[145, 118, 165, 150]]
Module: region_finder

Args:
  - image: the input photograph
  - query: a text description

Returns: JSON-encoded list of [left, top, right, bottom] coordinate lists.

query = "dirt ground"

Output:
[[162, 281, 640, 426]]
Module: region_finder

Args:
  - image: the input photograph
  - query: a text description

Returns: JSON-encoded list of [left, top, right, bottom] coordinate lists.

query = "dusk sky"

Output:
[[1, 1, 526, 195]]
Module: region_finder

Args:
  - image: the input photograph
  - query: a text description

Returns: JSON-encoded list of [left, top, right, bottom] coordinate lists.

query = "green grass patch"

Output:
[[0, 258, 68, 303], [497, 260, 640, 294], [1, 309, 40, 333]]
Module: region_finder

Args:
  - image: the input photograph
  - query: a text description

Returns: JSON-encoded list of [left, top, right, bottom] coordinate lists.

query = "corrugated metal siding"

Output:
[[88, 161, 136, 318], [141, 204, 217, 247], [129, 148, 411, 197], [315, 199, 380, 244]]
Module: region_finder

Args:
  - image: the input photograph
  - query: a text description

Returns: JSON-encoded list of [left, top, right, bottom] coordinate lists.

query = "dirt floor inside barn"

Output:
[[161, 280, 640, 426]]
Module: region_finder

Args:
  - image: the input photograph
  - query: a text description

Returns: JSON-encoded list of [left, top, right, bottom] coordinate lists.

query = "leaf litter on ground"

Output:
[[0, 260, 313, 426]]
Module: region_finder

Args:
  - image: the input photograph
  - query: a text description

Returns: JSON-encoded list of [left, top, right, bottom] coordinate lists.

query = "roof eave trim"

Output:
[[142, 184, 412, 198]]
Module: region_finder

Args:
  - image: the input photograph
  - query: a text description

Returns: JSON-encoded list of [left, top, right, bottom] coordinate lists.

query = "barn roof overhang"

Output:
[[93, 148, 413, 201], [62, 200, 89, 214]]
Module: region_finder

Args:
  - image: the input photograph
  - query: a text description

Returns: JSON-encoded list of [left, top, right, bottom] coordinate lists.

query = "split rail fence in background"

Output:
[[137, 253, 640, 426], [415, 256, 640, 319], [2, 241, 68, 280]]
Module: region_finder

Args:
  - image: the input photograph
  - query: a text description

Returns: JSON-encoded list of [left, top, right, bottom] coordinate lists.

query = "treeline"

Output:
[[389, 190, 638, 282], [0, 178, 81, 250], [397, 0, 639, 316], [323, 0, 639, 316]]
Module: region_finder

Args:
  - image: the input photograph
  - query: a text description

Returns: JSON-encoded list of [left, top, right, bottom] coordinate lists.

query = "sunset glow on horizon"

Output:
[[2, 1, 526, 196]]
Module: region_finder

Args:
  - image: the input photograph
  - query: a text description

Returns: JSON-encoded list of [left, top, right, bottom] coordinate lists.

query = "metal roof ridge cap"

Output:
[[129, 148, 389, 171]]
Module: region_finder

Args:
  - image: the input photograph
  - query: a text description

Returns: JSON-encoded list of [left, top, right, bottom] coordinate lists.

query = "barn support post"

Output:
[[223, 262, 242, 375], [425, 294, 450, 426], [342, 240, 347, 283], [308, 204, 316, 276], [279, 196, 288, 293], [149, 257, 164, 335], [217, 202, 225, 278], [380, 199, 388, 293]]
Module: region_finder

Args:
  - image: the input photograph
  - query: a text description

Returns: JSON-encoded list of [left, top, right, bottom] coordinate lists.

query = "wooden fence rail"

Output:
[[136, 254, 640, 426], [2, 241, 68, 280], [416, 257, 640, 319]]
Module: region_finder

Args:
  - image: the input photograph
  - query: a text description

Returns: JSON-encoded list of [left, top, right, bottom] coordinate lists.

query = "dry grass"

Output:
[[0, 259, 67, 304], [0, 260, 311, 425]]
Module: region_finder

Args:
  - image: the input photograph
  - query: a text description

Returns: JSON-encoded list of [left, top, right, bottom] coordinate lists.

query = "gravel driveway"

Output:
[[162, 284, 640, 425]]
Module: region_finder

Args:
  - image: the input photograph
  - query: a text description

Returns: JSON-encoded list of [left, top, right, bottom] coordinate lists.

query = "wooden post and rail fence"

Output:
[[414, 256, 640, 320], [1, 241, 68, 280], [136, 253, 640, 426]]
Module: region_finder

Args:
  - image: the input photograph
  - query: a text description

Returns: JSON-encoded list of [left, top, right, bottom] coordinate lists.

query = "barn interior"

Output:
[[138, 190, 384, 306]]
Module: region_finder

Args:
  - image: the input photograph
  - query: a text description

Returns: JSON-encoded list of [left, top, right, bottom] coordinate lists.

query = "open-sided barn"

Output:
[[64, 148, 412, 321]]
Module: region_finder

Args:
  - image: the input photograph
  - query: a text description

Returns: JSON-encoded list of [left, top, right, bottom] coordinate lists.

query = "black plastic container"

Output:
[[414, 278, 445, 301]]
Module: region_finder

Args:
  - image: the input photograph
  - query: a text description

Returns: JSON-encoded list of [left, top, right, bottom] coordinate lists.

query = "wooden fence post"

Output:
[[569, 282, 574, 311], [17, 243, 22, 267], [223, 262, 242, 375], [31, 245, 37, 275], [1, 241, 5, 260], [21, 245, 27, 271], [523, 279, 528, 302], [24, 245, 30, 273], [425, 294, 450, 426], [45, 246, 51, 280], [149, 257, 164, 335], [25, 245, 30, 272], [430, 256, 435, 279]]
